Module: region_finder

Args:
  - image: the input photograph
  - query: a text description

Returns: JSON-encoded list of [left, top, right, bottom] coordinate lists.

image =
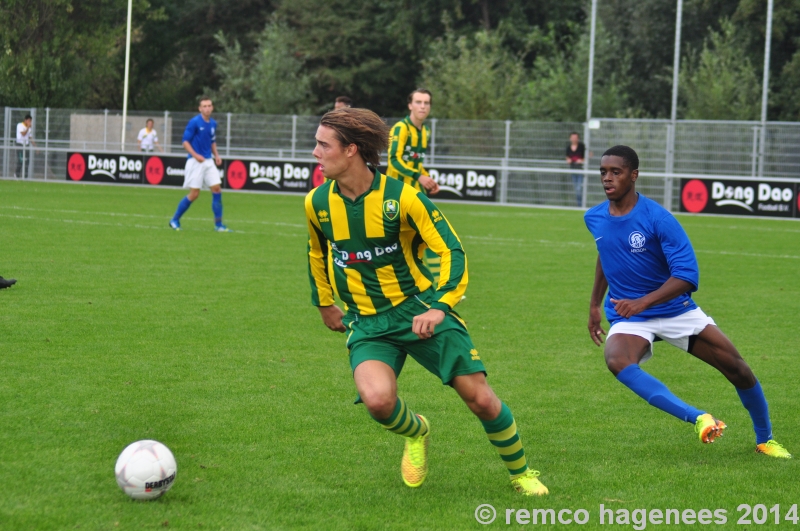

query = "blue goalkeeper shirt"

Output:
[[182, 115, 217, 159], [584, 193, 699, 324]]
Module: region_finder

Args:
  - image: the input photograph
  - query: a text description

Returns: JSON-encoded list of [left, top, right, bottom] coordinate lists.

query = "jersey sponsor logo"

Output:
[[628, 231, 646, 252], [383, 199, 399, 221], [431, 210, 443, 223], [317, 209, 330, 223], [331, 242, 399, 268]]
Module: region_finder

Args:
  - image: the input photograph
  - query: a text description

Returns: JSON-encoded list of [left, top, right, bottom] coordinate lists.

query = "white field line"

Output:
[[3, 207, 797, 260]]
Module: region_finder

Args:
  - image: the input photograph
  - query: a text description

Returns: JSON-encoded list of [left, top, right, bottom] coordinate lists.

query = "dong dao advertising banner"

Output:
[[375, 166, 498, 202], [680, 178, 798, 218], [66, 152, 143, 184], [225, 160, 314, 193], [143, 155, 191, 187]]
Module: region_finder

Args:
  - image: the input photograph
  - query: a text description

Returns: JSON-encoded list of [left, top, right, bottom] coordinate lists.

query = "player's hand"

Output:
[[193, 154, 205, 163], [610, 298, 647, 319], [214, 156, 222, 167], [418, 175, 440, 195], [588, 307, 606, 346], [412, 309, 445, 340], [318, 305, 346, 332]]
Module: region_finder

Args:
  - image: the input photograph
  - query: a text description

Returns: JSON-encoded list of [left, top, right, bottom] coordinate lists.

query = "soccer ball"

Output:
[[115, 440, 177, 500]]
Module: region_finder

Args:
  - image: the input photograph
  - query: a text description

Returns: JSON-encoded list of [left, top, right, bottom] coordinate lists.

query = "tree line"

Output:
[[2, 0, 799, 121]]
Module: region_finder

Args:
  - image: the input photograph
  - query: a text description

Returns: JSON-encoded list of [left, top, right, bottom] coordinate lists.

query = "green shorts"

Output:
[[343, 293, 486, 386]]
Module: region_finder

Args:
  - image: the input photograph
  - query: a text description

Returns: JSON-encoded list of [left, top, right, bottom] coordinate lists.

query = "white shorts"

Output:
[[607, 308, 716, 362], [184, 158, 221, 189]]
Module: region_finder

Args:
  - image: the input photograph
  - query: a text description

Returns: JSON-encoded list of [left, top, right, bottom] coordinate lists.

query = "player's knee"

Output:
[[361, 392, 396, 420], [604, 353, 631, 376], [466, 388, 500, 419]]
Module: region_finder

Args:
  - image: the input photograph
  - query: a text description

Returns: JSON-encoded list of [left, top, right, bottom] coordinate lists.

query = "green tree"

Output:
[[680, 19, 761, 120], [514, 23, 635, 121], [419, 29, 524, 120], [0, 0, 159, 108], [207, 23, 313, 114]]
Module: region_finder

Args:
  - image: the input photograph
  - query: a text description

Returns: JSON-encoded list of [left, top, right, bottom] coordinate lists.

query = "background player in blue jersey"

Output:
[[584, 145, 790, 459], [169, 96, 230, 232]]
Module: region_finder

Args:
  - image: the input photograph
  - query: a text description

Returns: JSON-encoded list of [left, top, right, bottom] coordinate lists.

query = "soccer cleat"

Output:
[[169, 219, 181, 231], [401, 415, 430, 488], [0, 276, 17, 289], [214, 224, 232, 232], [695, 413, 726, 444], [511, 469, 549, 496], [756, 440, 792, 459]]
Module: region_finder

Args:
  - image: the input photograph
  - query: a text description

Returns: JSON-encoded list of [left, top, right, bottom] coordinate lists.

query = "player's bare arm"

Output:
[[411, 308, 445, 340], [588, 256, 608, 345], [318, 305, 346, 332], [211, 143, 222, 166], [610, 277, 694, 319], [183, 141, 204, 163]]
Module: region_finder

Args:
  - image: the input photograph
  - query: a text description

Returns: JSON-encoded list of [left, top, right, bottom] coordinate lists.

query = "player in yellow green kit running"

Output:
[[305, 107, 548, 496]]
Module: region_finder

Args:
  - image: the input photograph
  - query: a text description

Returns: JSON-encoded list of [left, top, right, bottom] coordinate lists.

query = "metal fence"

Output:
[[3, 107, 799, 211]]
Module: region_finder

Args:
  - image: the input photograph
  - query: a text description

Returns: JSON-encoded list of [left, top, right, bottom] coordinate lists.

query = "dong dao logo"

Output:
[[87, 155, 118, 179], [428, 169, 496, 198], [756, 183, 793, 213], [711, 182, 756, 211]]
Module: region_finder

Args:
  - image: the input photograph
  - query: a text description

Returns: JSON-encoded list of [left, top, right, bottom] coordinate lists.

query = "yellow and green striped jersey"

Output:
[[305, 170, 467, 316], [386, 116, 429, 192]]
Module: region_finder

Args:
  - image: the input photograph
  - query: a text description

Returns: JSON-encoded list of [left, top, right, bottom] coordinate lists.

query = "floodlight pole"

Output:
[[586, 0, 597, 126], [582, 0, 598, 209], [665, 0, 683, 210], [758, 0, 773, 177], [120, 0, 133, 152]]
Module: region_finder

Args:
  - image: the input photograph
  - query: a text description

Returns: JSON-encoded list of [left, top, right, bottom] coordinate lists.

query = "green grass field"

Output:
[[1, 179, 798, 530]]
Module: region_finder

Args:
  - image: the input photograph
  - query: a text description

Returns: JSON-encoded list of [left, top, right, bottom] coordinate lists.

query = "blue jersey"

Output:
[[584, 193, 699, 324], [182, 114, 217, 159]]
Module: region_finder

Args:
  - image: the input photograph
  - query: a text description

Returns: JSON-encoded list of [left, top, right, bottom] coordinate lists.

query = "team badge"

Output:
[[628, 231, 646, 249], [383, 200, 399, 221]]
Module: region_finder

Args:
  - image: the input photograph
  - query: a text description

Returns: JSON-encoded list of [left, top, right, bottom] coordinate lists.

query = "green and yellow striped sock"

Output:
[[372, 397, 429, 438], [481, 403, 528, 479]]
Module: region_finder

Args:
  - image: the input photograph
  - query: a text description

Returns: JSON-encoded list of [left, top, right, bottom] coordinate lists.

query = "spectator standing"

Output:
[[566, 132, 586, 207], [137, 119, 161, 152], [15, 114, 36, 179]]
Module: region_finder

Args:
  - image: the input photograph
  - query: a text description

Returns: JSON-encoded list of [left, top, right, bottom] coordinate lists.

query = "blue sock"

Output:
[[212, 192, 223, 226], [172, 196, 193, 221], [616, 364, 705, 423], [736, 380, 772, 444]]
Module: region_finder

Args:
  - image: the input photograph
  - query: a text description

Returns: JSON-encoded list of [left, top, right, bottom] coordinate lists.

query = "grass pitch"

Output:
[[0, 179, 798, 530]]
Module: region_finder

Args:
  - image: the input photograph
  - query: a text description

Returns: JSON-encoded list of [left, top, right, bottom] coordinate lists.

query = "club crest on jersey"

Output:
[[383, 200, 399, 221], [317, 209, 330, 223], [628, 231, 646, 252]]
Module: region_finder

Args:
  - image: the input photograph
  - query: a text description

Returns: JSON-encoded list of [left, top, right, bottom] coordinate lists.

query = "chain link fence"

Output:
[[3, 107, 799, 210]]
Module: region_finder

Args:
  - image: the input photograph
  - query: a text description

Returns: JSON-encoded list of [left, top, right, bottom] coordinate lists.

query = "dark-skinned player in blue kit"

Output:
[[585, 145, 790, 459]]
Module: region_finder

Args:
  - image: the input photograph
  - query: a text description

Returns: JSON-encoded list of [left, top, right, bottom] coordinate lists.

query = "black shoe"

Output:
[[0, 276, 17, 289]]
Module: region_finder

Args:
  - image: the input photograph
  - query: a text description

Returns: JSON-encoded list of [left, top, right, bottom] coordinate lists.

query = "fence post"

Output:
[[226, 113, 232, 157], [3, 107, 10, 178], [500, 120, 512, 204], [29, 108, 37, 179], [291, 115, 297, 159], [430, 118, 437, 164], [751, 126, 760, 177], [758, 125, 767, 177], [582, 122, 591, 209], [44, 108, 50, 180], [664, 123, 675, 211], [163, 110, 169, 153], [104, 109, 109, 151]]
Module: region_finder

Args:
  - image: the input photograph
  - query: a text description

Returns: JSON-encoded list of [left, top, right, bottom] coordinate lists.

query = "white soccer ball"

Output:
[[115, 440, 177, 500]]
